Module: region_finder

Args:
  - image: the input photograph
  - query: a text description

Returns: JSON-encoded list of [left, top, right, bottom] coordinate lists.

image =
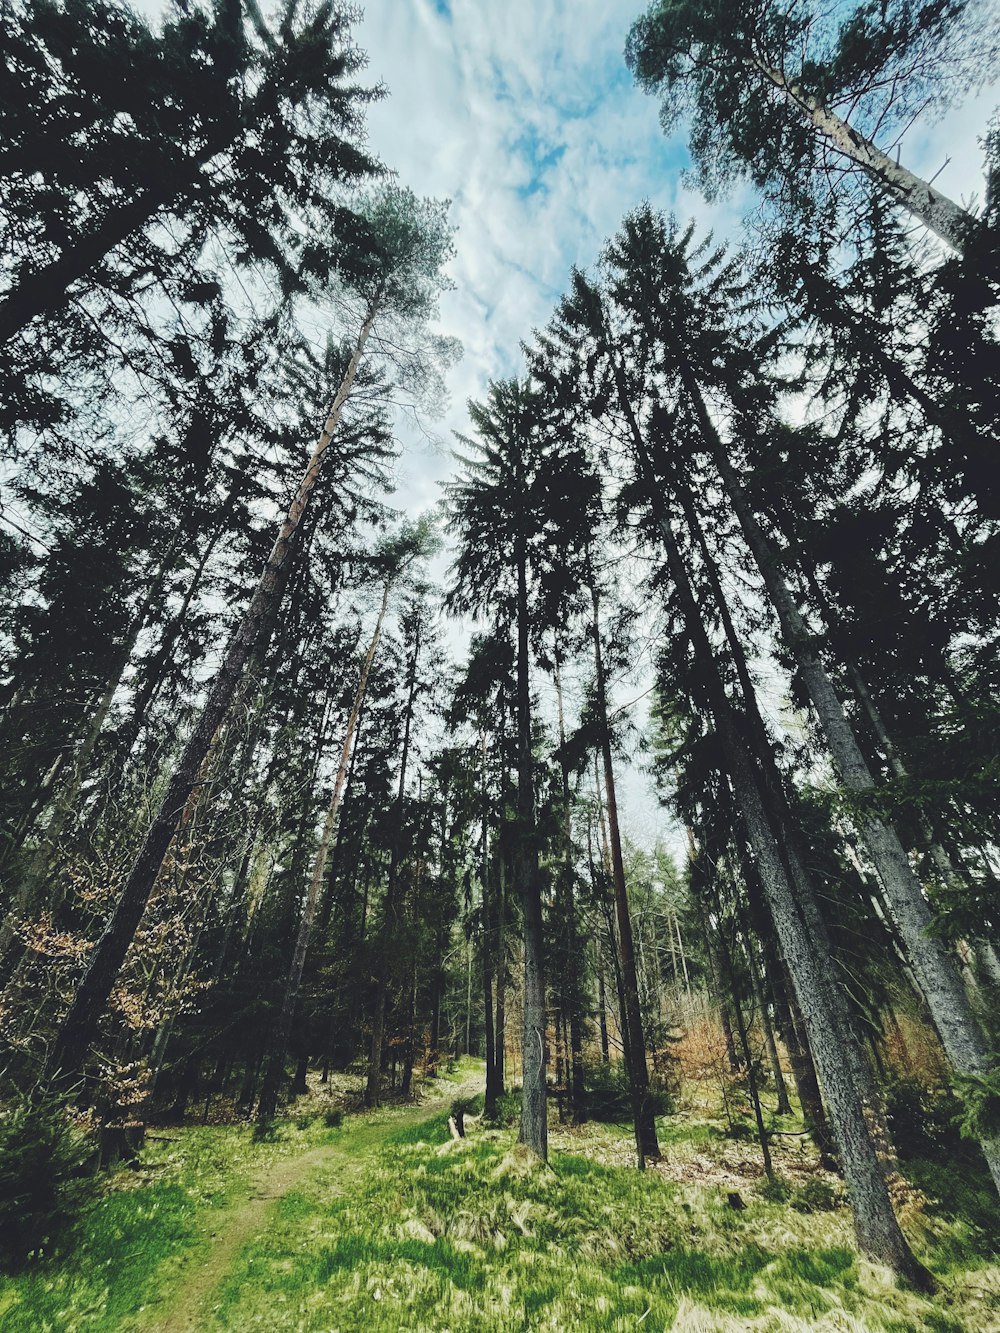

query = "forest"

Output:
[[0, 0, 999, 1329]]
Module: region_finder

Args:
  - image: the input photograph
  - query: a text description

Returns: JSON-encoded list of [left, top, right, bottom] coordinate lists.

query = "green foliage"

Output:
[[952, 1068, 1000, 1142], [450, 1094, 482, 1120], [884, 1076, 966, 1160], [625, 0, 979, 227], [722, 1117, 755, 1142], [580, 1060, 674, 1124], [756, 1173, 792, 1203], [483, 1090, 521, 1128], [323, 1108, 344, 1129], [0, 1091, 95, 1270], [2, 1093, 998, 1330], [790, 1176, 839, 1214]]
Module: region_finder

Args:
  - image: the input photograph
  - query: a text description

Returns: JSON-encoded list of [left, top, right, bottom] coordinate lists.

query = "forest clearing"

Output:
[[2, 0, 1000, 1328]]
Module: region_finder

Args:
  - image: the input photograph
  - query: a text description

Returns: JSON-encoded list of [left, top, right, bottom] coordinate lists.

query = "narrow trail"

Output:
[[145, 1078, 477, 1333]]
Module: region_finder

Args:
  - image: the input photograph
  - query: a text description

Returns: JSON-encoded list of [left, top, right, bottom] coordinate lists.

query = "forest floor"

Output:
[[1, 1060, 998, 1332]]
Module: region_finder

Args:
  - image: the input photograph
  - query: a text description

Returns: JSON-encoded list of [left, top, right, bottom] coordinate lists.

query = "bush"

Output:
[[579, 1061, 673, 1124], [0, 1091, 95, 1270], [884, 1075, 965, 1161], [756, 1174, 792, 1203], [483, 1089, 521, 1128], [451, 1094, 483, 1119], [722, 1118, 754, 1142], [791, 1176, 838, 1213], [323, 1107, 343, 1128]]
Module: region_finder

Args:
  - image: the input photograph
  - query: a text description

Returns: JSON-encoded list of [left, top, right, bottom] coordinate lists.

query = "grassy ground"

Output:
[[1, 1062, 997, 1332]]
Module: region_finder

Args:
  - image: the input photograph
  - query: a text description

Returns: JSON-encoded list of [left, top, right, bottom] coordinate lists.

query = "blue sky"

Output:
[[352, 0, 997, 846], [354, 0, 996, 507]]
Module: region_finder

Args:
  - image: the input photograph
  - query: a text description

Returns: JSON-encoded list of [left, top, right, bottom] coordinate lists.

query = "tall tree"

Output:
[[626, 0, 988, 251], [44, 187, 457, 1091], [447, 378, 598, 1161]]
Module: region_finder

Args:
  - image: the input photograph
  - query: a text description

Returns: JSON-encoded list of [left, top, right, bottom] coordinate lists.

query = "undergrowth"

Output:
[[0, 1072, 997, 1332], [0, 1115, 341, 1331], [210, 1113, 999, 1332]]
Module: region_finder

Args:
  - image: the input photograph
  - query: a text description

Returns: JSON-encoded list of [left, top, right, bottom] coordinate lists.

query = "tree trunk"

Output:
[[553, 656, 586, 1121], [744, 923, 792, 1116], [495, 852, 507, 1095], [257, 579, 390, 1120], [514, 544, 547, 1160], [481, 735, 501, 1119], [8, 527, 186, 939], [365, 602, 422, 1109], [675, 466, 898, 1168], [751, 57, 974, 252], [609, 357, 929, 1283], [714, 897, 775, 1180], [698, 400, 1000, 1196], [589, 581, 660, 1163], [45, 302, 378, 1092]]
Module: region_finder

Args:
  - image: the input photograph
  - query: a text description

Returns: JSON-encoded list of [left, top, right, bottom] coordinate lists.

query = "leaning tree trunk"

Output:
[[675, 468, 898, 1168], [6, 526, 187, 950], [696, 395, 1000, 1196], [751, 57, 974, 252], [44, 301, 379, 1092], [257, 578, 390, 1120], [610, 355, 929, 1284]]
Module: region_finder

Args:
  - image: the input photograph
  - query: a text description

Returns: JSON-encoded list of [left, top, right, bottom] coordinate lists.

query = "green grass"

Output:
[[1, 1078, 997, 1332], [207, 1112, 998, 1332], [0, 1116, 344, 1332]]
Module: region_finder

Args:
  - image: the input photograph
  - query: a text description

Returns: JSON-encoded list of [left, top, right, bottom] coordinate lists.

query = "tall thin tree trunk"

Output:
[[481, 733, 500, 1118], [257, 579, 390, 1119], [365, 605, 422, 1109], [553, 656, 586, 1120], [589, 579, 659, 1163], [743, 921, 792, 1116], [513, 543, 547, 1159], [597, 945, 610, 1063], [495, 848, 507, 1094], [9, 528, 186, 936], [713, 894, 775, 1181], [696, 400, 1000, 1195]]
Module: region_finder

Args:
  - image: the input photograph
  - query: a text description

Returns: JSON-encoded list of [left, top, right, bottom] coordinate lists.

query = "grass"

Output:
[[0, 1070, 997, 1332], [209, 1109, 999, 1332], [0, 1115, 344, 1331]]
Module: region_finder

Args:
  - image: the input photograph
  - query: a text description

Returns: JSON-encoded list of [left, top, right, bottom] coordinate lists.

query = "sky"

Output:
[[349, 0, 998, 852]]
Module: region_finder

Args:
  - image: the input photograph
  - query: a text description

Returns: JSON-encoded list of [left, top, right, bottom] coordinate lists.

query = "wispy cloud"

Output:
[[356, 0, 747, 508]]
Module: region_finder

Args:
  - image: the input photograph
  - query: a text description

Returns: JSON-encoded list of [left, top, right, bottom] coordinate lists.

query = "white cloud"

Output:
[[352, 2, 996, 850]]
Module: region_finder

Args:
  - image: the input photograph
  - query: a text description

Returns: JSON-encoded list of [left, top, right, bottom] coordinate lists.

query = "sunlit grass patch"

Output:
[[0, 1117, 343, 1332], [205, 1113, 996, 1332]]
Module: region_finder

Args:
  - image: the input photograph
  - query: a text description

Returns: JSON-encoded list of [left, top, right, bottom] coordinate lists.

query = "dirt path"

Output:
[[146, 1081, 474, 1333]]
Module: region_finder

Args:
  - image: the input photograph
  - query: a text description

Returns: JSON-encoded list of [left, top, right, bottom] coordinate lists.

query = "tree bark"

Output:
[[696, 396, 1000, 1195]]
